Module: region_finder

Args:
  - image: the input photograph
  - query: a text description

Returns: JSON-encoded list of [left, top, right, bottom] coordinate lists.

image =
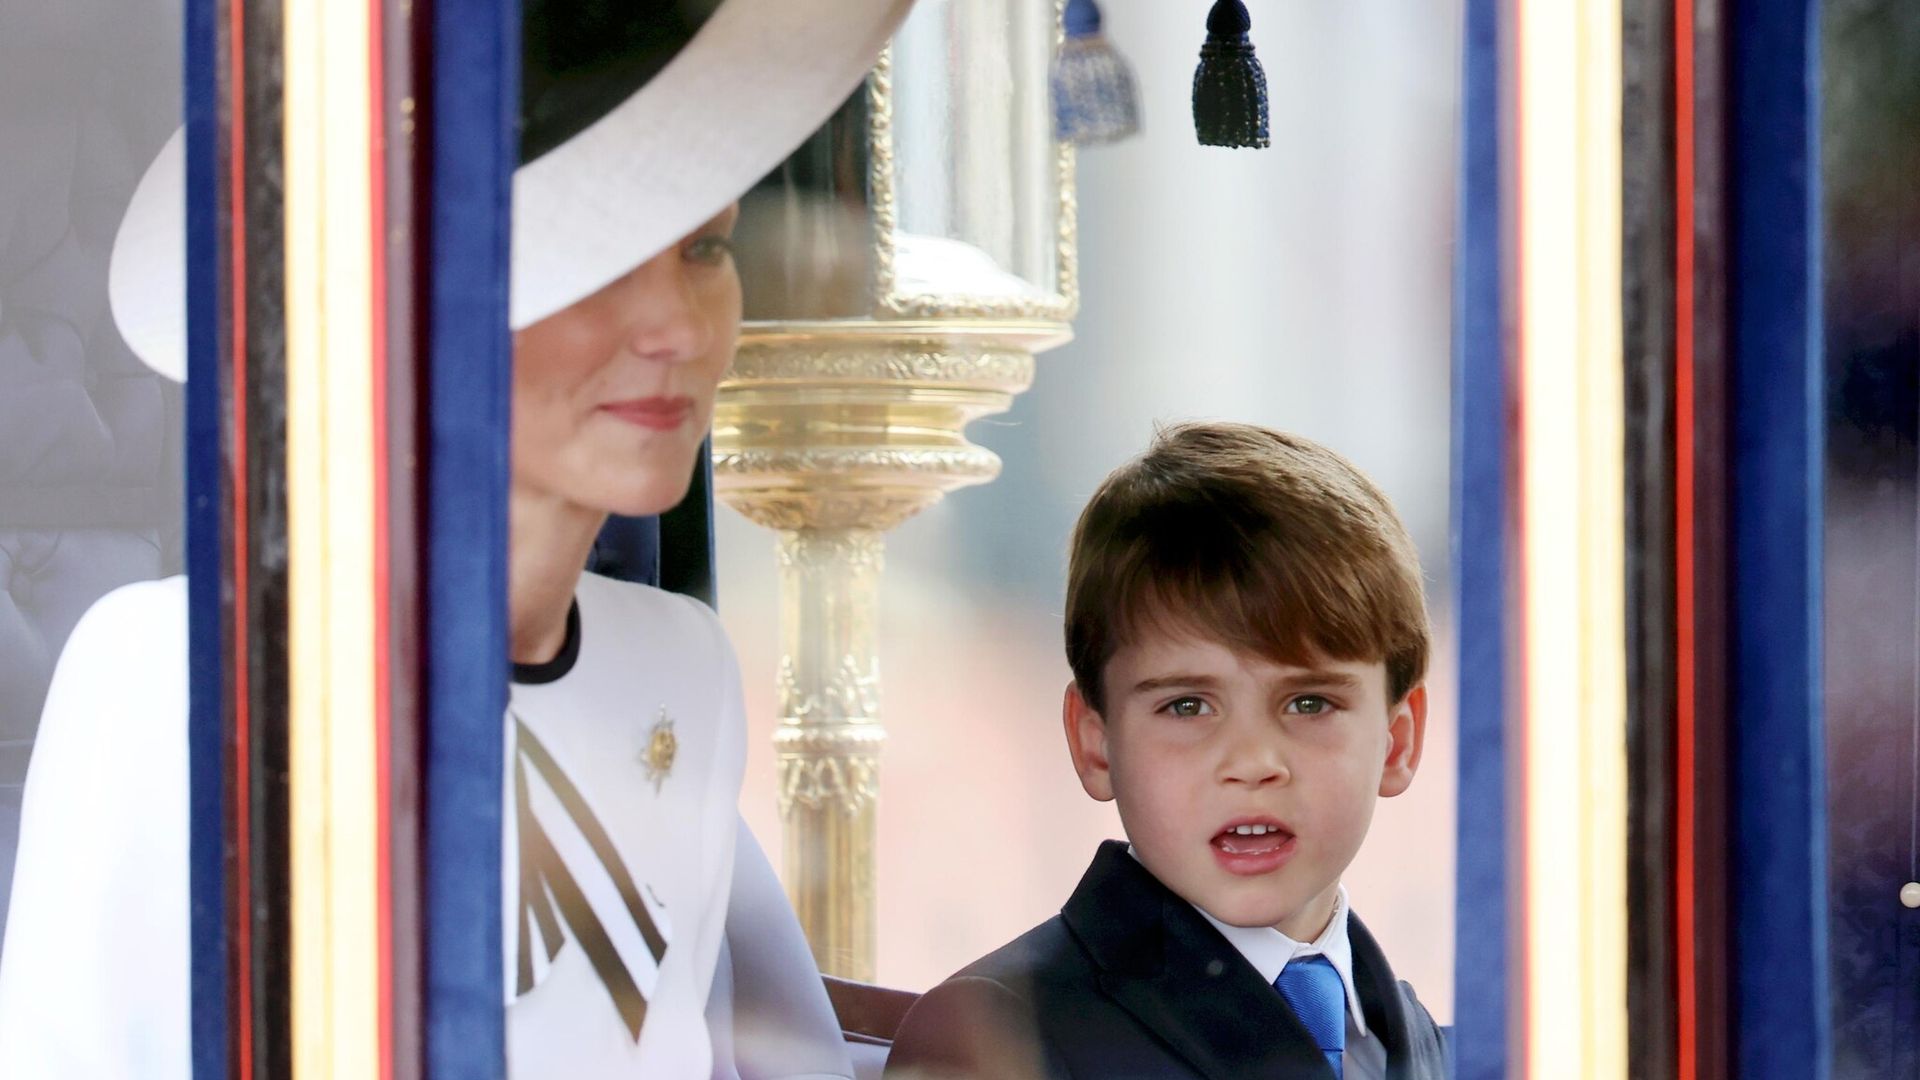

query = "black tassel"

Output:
[[1191, 0, 1269, 149], [1052, 0, 1141, 146]]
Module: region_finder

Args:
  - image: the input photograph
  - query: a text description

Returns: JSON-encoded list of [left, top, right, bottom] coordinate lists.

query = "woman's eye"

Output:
[[1163, 697, 1213, 719], [1286, 695, 1332, 716], [684, 235, 734, 266]]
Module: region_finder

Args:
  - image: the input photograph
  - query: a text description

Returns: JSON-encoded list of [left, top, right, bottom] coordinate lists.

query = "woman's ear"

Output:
[[1062, 681, 1116, 802], [1378, 682, 1428, 798]]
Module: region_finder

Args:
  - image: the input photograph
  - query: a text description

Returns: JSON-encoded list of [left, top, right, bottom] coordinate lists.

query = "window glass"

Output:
[[720, 0, 1461, 1017], [0, 0, 184, 948]]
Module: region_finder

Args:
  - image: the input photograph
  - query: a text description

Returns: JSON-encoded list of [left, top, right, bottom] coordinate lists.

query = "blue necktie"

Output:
[[1274, 955, 1345, 1079]]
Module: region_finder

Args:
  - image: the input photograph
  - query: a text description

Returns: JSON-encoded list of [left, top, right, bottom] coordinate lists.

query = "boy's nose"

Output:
[[1219, 740, 1290, 787]]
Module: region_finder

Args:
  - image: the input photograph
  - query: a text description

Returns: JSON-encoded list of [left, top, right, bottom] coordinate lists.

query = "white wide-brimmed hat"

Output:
[[110, 0, 913, 381]]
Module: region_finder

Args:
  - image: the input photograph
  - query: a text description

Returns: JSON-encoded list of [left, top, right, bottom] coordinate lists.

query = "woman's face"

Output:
[[511, 205, 742, 517]]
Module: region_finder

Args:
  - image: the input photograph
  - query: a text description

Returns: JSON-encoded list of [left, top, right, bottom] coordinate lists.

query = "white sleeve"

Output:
[[0, 575, 191, 1079], [717, 817, 854, 1080], [688, 597, 748, 1016]]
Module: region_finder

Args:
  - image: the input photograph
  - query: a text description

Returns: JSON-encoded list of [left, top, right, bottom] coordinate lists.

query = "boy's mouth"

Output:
[[1210, 818, 1297, 875]]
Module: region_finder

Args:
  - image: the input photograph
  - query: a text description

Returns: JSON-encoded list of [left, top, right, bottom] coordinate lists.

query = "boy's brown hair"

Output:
[[1065, 422, 1430, 713]]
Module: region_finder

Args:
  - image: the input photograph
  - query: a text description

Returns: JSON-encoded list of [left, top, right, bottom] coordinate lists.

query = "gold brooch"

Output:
[[642, 707, 677, 793]]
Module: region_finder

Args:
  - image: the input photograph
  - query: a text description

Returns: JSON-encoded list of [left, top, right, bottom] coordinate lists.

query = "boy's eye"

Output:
[[1162, 697, 1214, 719], [1286, 695, 1333, 715], [684, 235, 735, 266]]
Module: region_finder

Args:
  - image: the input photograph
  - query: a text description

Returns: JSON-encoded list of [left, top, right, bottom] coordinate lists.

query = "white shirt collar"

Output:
[[1123, 845, 1368, 1035], [1191, 883, 1369, 1037]]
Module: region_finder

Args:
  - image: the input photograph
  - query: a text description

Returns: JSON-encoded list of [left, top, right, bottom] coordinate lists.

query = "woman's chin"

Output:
[[593, 478, 693, 519]]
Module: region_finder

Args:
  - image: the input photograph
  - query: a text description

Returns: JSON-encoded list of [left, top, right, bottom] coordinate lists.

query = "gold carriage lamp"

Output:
[[714, 0, 1077, 981]]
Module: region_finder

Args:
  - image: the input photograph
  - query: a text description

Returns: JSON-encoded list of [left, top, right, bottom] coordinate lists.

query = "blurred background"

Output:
[[0, 0, 185, 935], [716, 0, 1464, 1019]]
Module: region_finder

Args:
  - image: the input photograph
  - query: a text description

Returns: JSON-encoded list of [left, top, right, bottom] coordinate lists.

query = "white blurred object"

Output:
[[893, 233, 1050, 300], [108, 130, 186, 383], [0, 577, 190, 1077]]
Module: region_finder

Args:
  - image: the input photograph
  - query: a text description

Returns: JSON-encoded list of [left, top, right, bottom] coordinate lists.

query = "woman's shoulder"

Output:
[[573, 571, 736, 669], [65, 574, 189, 659], [574, 569, 722, 626], [18, 572, 190, 876], [37, 574, 189, 749]]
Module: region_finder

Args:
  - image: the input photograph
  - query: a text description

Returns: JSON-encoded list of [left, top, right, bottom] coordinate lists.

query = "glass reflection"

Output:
[[734, 0, 1067, 325], [0, 0, 184, 945], [889, 0, 1061, 304]]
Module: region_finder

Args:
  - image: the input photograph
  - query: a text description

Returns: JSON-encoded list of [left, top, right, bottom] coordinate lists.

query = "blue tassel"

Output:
[[1192, 0, 1269, 148], [1052, 0, 1141, 146]]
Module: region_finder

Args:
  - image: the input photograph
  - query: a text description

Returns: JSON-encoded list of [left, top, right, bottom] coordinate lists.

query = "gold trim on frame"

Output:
[[284, 0, 381, 1070], [1517, 0, 1628, 1075]]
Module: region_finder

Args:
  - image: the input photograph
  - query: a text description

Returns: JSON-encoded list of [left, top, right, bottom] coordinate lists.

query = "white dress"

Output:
[[0, 572, 846, 1078], [503, 571, 744, 1075]]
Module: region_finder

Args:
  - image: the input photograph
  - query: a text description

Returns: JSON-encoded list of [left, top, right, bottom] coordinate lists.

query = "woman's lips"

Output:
[[1210, 822, 1297, 876], [599, 396, 694, 431]]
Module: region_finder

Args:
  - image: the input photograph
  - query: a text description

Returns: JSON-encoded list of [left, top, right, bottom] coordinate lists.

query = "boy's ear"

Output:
[[1062, 681, 1116, 803], [1379, 682, 1427, 798]]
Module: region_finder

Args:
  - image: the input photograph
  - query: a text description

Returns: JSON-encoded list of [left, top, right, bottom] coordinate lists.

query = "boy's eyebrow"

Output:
[[1273, 669, 1363, 692], [1127, 673, 1223, 695], [1127, 668, 1364, 696]]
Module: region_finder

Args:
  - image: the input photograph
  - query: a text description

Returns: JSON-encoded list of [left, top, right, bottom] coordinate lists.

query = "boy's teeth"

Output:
[[1230, 824, 1272, 836]]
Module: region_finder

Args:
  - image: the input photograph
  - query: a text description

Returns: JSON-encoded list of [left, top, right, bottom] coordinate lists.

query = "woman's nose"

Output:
[[618, 257, 707, 364]]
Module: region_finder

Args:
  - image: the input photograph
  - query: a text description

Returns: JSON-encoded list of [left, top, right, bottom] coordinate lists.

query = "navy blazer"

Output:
[[885, 841, 1449, 1080]]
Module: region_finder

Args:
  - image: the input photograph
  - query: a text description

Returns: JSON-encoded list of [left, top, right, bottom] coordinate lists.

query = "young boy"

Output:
[[885, 422, 1449, 1079]]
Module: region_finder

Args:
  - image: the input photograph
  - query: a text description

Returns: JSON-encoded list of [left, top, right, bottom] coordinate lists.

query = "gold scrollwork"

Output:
[[866, 50, 900, 314], [777, 754, 881, 818], [777, 653, 884, 722], [722, 493, 941, 534], [823, 653, 883, 718], [775, 531, 886, 576], [726, 343, 1036, 390], [775, 726, 889, 757], [715, 447, 1002, 531], [715, 446, 1003, 483]]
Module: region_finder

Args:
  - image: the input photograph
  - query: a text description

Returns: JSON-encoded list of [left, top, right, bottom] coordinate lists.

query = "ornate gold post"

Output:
[[715, 0, 1074, 979], [713, 330, 1048, 978], [772, 527, 885, 979]]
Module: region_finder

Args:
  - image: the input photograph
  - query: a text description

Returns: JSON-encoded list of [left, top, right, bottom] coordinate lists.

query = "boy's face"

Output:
[[1063, 632, 1425, 941]]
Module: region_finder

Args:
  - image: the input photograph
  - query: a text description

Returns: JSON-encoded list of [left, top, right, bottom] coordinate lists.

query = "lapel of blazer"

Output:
[[1060, 842, 1337, 1080], [1348, 913, 1416, 1080]]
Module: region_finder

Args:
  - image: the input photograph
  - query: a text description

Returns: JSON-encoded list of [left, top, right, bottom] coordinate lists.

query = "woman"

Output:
[[498, 215, 754, 1073], [0, 0, 911, 1074]]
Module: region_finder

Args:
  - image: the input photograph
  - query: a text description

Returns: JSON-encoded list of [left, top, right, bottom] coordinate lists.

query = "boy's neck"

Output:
[[1271, 882, 1342, 943]]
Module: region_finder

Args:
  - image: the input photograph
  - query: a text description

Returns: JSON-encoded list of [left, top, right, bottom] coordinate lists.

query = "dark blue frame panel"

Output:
[[184, 0, 227, 1071], [591, 515, 662, 589], [593, 441, 717, 602], [1450, 0, 1510, 1075], [657, 441, 718, 607], [424, 0, 517, 1073], [1729, 1, 1830, 1077]]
